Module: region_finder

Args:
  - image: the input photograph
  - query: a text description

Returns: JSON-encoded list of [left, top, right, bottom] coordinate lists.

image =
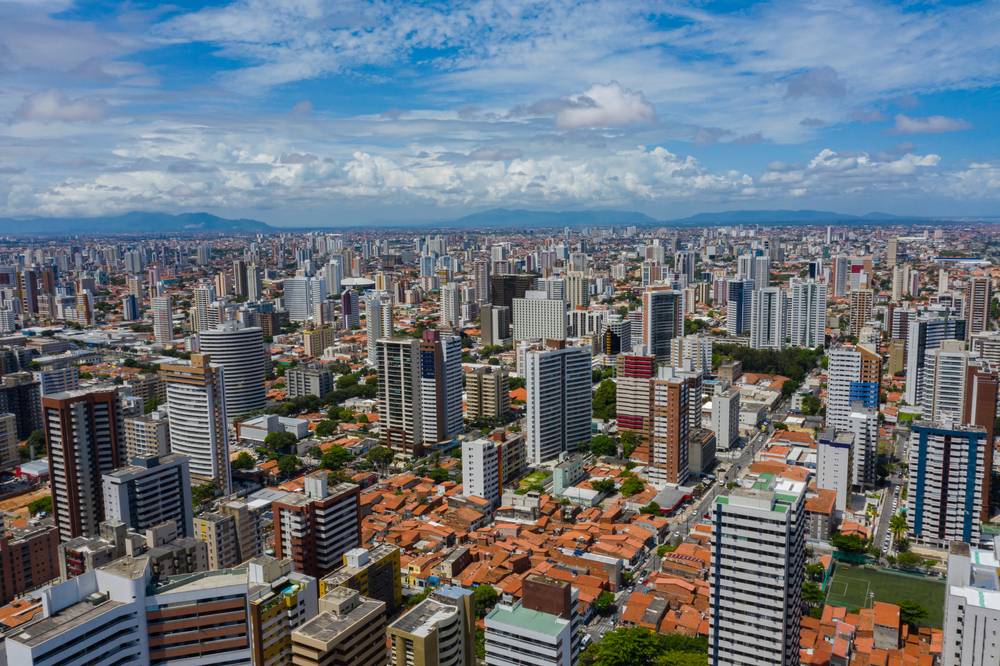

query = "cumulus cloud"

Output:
[[552, 82, 655, 130], [15, 89, 107, 123], [894, 114, 971, 134]]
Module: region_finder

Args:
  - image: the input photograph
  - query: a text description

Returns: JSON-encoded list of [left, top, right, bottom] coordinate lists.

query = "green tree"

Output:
[[589, 434, 617, 457], [314, 420, 338, 437], [889, 512, 908, 542], [620, 431, 638, 458], [192, 482, 217, 508], [619, 475, 645, 497], [143, 396, 162, 414], [592, 379, 617, 420], [593, 590, 616, 615], [277, 455, 301, 477], [232, 451, 256, 470], [367, 446, 394, 476], [427, 467, 450, 483], [639, 501, 661, 515], [895, 551, 923, 570], [591, 479, 617, 494], [898, 600, 928, 628], [580, 627, 707, 666], [472, 585, 499, 618], [321, 447, 353, 471], [27, 495, 52, 516], [263, 431, 298, 457], [800, 393, 822, 416], [830, 532, 868, 554], [805, 562, 825, 582], [26, 429, 46, 456]]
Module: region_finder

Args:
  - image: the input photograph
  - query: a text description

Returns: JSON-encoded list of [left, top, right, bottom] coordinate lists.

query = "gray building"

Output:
[[102, 454, 194, 538]]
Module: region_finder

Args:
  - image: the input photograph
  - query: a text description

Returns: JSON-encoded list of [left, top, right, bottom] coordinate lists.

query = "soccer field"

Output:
[[825, 564, 945, 627]]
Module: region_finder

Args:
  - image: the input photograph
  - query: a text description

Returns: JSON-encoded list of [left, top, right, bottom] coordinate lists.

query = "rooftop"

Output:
[[486, 602, 569, 638], [14, 599, 126, 647], [294, 597, 385, 644]]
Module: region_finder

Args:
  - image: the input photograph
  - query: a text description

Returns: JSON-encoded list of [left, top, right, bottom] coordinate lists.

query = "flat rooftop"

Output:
[[390, 598, 456, 637], [15, 599, 126, 647], [295, 598, 384, 643], [486, 602, 568, 638]]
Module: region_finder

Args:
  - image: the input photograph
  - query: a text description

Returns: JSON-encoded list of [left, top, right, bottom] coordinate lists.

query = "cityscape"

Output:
[[1, 2, 1000, 666]]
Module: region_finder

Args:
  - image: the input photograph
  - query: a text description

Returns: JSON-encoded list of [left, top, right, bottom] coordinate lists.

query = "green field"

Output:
[[824, 564, 945, 627], [517, 470, 550, 492]]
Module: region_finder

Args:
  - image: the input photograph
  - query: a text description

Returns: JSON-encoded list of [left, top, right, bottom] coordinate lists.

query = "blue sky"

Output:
[[0, 0, 998, 226]]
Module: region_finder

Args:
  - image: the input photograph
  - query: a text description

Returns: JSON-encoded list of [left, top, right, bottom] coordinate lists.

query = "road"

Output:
[[872, 430, 908, 559]]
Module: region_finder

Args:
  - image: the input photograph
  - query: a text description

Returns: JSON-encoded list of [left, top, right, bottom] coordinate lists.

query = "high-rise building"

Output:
[[340, 288, 360, 329], [292, 586, 387, 666], [849, 288, 874, 338], [525, 344, 592, 464], [151, 295, 173, 344], [286, 364, 334, 399], [479, 304, 511, 346], [273, 474, 361, 579], [788, 278, 827, 349], [284, 275, 327, 322], [964, 275, 991, 340], [160, 353, 231, 492], [709, 477, 805, 666], [319, 543, 403, 615], [302, 325, 336, 357], [491, 273, 535, 310], [464, 365, 510, 424], [247, 556, 320, 666], [817, 430, 854, 512], [121, 293, 139, 321], [649, 372, 689, 486], [749, 286, 786, 350], [513, 291, 566, 341], [0, 522, 59, 606], [904, 316, 967, 405], [906, 421, 987, 547], [365, 292, 393, 365], [44, 388, 124, 541], [0, 412, 17, 469], [942, 538, 1000, 666], [642, 286, 683, 361], [0, 372, 42, 439], [388, 586, 475, 666], [474, 260, 491, 304], [615, 353, 656, 439], [419, 330, 464, 445], [669, 333, 713, 373], [232, 258, 249, 299], [886, 237, 898, 268], [725, 279, 753, 336], [485, 574, 581, 666], [102, 453, 193, 537], [123, 411, 170, 459], [191, 283, 215, 332], [33, 365, 79, 396], [711, 382, 740, 451], [440, 282, 462, 329], [197, 321, 267, 418], [565, 272, 590, 310], [462, 438, 502, 508], [377, 337, 423, 456], [827, 344, 880, 486]]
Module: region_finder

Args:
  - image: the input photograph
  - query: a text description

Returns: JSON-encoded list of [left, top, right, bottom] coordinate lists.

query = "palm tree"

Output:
[[889, 512, 908, 543]]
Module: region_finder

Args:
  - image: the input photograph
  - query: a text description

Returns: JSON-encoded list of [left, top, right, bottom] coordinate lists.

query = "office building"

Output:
[[485, 574, 581, 666], [365, 291, 393, 365], [388, 585, 475, 666], [964, 275, 991, 340], [513, 291, 566, 341], [286, 363, 334, 399], [491, 273, 536, 310], [525, 344, 592, 464], [319, 543, 403, 615], [197, 321, 267, 418], [273, 475, 361, 579], [161, 353, 231, 492], [419, 329, 464, 445], [788, 278, 827, 349], [123, 411, 170, 459], [942, 538, 1000, 666], [711, 382, 740, 451], [649, 373, 689, 486], [292, 586, 387, 666], [749, 286, 786, 350], [151, 295, 173, 344], [817, 430, 853, 512], [102, 453, 194, 537], [464, 365, 510, 424], [341, 288, 360, 329], [44, 388, 124, 542], [709, 477, 806, 666], [904, 315, 967, 405], [377, 337, 423, 456], [849, 288, 874, 338], [906, 421, 987, 547], [642, 286, 683, 361], [726, 279, 753, 336]]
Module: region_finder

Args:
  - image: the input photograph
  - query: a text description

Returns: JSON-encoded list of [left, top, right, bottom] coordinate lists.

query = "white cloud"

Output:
[[14, 90, 107, 123], [894, 114, 971, 134], [555, 82, 655, 130]]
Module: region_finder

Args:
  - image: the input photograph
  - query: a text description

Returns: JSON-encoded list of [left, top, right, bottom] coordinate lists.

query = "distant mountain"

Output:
[[0, 211, 273, 236], [668, 209, 918, 225], [441, 208, 661, 228]]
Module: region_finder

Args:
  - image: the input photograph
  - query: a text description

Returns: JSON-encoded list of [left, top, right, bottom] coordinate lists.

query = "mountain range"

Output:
[[0, 208, 953, 236]]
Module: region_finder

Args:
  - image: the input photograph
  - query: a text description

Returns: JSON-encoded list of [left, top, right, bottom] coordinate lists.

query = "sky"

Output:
[[0, 0, 999, 227]]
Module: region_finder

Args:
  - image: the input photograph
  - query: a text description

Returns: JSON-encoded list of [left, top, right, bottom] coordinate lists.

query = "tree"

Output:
[[472, 585, 499, 618], [639, 501, 661, 515], [232, 451, 256, 470], [367, 446, 394, 476], [898, 600, 928, 628], [263, 431, 298, 458], [277, 455, 301, 477], [192, 482, 217, 508], [314, 420, 338, 437], [591, 479, 617, 494], [592, 379, 616, 420], [593, 590, 616, 615], [800, 393, 821, 416], [830, 532, 868, 554], [580, 627, 707, 666], [589, 434, 617, 457], [427, 467, 449, 483], [26, 429, 46, 456], [619, 475, 644, 497], [805, 562, 825, 582], [895, 551, 923, 570], [802, 581, 824, 614], [27, 495, 52, 516], [620, 431, 638, 458], [321, 447, 353, 471], [889, 512, 908, 543]]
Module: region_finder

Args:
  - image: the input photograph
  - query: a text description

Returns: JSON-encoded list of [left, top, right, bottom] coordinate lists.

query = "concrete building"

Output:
[[513, 291, 566, 341], [43, 388, 124, 542], [388, 585, 475, 666], [524, 344, 592, 464], [286, 363, 334, 399], [123, 411, 170, 459], [292, 586, 387, 666], [464, 365, 510, 424], [247, 556, 320, 666], [0, 522, 59, 606], [365, 291, 393, 365], [161, 353, 231, 493], [303, 325, 336, 358], [485, 574, 581, 666], [197, 321, 267, 418], [615, 353, 656, 439], [376, 337, 423, 456], [642, 286, 683, 361], [151, 295, 173, 344], [440, 282, 462, 329], [32, 365, 79, 396], [905, 421, 987, 547], [711, 382, 740, 451], [0, 372, 42, 439], [788, 278, 827, 349], [0, 411, 17, 469], [749, 286, 787, 350], [670, 334, 713, 373], [102, 453, 193, 537], [419, 330, 464, 446], [273, 475, 361, 579], [817, 430, 853, 512], [479, 304, 511, 346], [649, 373, 689, 486], [709, 477, 806, 666], [849, 289, 874, 338], [726, 279, 753, 337], [943, 538, 1000, 666], [826, 344, 881, 436], [285, 275, 327, 322], [904, 316, 966, 406], [319, 543, 403, 615], [964, 275, 991, 340], [462, 438, 502, 507]]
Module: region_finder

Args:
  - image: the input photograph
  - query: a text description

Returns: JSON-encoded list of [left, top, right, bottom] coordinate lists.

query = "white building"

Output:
[[376, 337, 423, 456], [440, 282, 462, 329], [817, 430, 853, 512], [943, 537, 1000, 666], [670, 334, 713, 373], [525, 345, 592, 464], [513, 291, 566, 341], [197, 321, 267, 418], [284, 275, 327, 322], [711, 382, 740, 451], [151, 295, 173, 344], [749, 286, 786, 350], [102, 453, 194, 537], [788, 278, 827, 348], [485, 601, 577, 666], [904, 316, 966, 405], [462, 438, 500, 508], [365, 292, 393, 366], [709, 477, 805, 666]]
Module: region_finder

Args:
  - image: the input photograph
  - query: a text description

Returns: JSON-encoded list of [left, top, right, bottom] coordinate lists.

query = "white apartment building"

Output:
[[789, 278, 827, 348], [197, 321, 267, 418], [485, 601, 576, 666], [817, 430, 853, 512], [365, 291, 393, 365], [670, 333, 713, 373], [943, 537, 1000, 666], [123, 410, 170, 459], [749, 286, 786, 350], [462, 438, 500, 508], [711, 382, 740, 451], [904, 316, 966, 405], [847, 406, 878, 488], [525, 345, 592, 464], [376, 337, 423, 456], [440, 282, 462, 328], [709, 477, 805, 666], [513, 291, 566, 341], [151, 295, 173, 344], [284, 275, 327, 322]]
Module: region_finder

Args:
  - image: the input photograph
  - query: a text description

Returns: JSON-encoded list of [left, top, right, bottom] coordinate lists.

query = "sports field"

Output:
[[824, 564, 945, 627]]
